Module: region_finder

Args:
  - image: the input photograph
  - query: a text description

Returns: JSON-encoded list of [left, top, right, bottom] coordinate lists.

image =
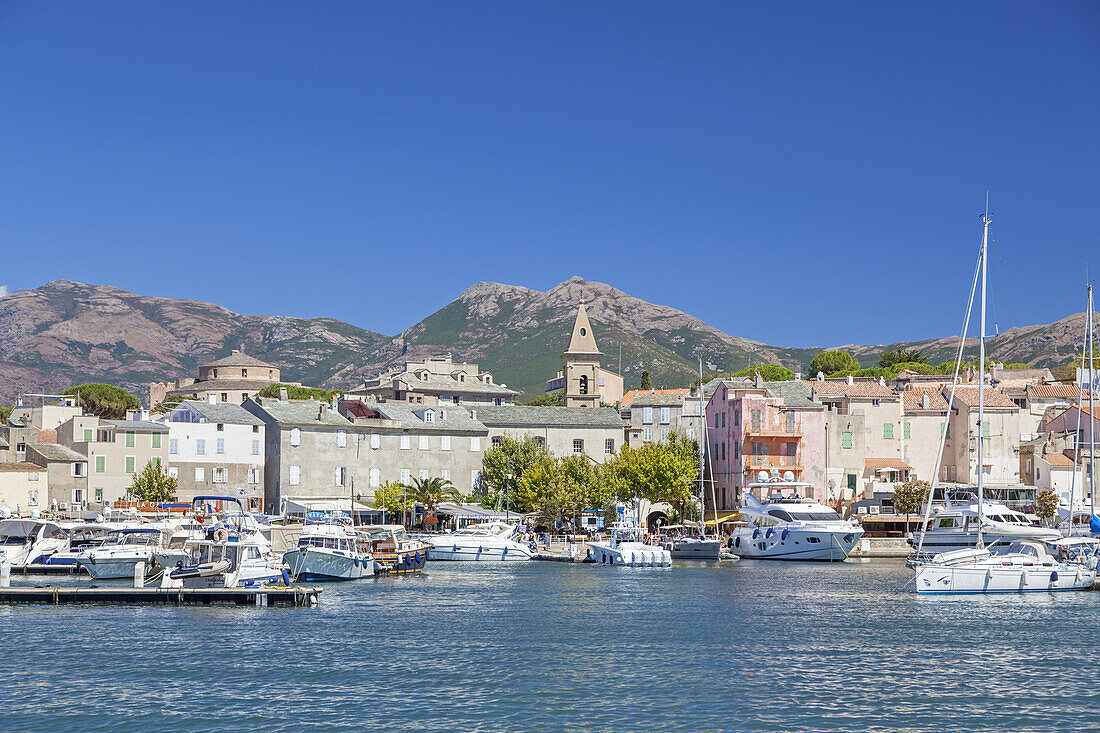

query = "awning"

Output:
[[865, 458, 912, 471], [703, 511, 742, 526], [283, 498, 377, 515], [434, 502, 526, 521]]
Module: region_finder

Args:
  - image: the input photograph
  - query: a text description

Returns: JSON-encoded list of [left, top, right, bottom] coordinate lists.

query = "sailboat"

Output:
[[1060, 282, 1097, 536], [912, 208, 1097, 593], [664, 361, 723, 560]]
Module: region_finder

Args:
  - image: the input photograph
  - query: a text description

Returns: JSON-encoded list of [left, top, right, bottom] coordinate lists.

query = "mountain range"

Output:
[[0, 278, 1092, 405]]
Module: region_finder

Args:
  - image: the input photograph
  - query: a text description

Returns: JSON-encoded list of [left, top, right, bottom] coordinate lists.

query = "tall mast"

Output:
[[698, 358, 706, 538], [977, 209, 990, 548], [1090, 283, 1095, 519]]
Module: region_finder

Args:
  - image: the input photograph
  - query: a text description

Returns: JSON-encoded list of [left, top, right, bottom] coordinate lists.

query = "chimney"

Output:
[[921, 393, 930, 410], [440, 409, 447, 421], [754, 370, 764, 389], [470, 409, 477, 421], [878, 377, 886, 387], [230, 349, 241, 355], [330, 396, 339, 411], [278, 387, 289, 401], [816, 371, 824, 381], [319, 403, 327, 419], [846, 374, 854, 386], [795, 372, 802, 382]]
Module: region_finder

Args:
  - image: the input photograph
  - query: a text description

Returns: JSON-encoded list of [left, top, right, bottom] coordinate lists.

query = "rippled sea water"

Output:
[[2, 559, 1099, 732]]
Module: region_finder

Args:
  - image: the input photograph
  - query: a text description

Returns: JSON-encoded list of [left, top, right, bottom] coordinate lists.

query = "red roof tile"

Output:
[[809, 380, 895, 399], [621, 389, 690, 407], [865, 457, 912, 470], [1027, 383, 1091, 399], [944, 385, 1017, 409], [902, 387, 950, 411], [1043, 453, 1076, 467]]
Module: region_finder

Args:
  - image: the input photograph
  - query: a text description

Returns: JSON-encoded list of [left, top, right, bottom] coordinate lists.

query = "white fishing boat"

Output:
[[164, 533, 289, 588], [728, 479, 863, 561], [909, 499, 1061, 555], [0, 518, 69, 567], [915, 539, 1097, 594], [587, 522, 671, 566], [427, 521, 536, 562], [77, 527, 168, 579], [283, 517, 374, 580]]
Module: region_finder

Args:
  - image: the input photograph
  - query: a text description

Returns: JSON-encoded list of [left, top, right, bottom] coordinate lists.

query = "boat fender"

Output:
[[734, 537, 741, 548], [752, 529, 760, 540], [781, 529, 789, 541], [281, 569, 291, 585], [213, 528, 229, 543], [765, 529, 773, 539], [1050, 570, 1058, 583]]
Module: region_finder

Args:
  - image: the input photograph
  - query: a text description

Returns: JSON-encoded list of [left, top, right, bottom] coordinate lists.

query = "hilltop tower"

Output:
[[562, 301, 603, 408]]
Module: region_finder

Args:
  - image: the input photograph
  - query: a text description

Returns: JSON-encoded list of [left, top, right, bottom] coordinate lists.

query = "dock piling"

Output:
[[134, 562, 146, 588]]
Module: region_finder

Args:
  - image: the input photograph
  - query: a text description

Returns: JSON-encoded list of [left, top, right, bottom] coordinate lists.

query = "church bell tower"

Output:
[[562, 301, 602, 408]]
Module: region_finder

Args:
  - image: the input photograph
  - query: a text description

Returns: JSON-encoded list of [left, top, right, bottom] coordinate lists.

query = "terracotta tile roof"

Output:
[[1042, 453, 1076, 467], [902, 387, 949, 411], [1027, 383, 1091, 399], [865, 458, 912, 470], [946, 385, 1017, 409], [621, 389, 690, 407], [0, 462, 45, 472], [808, 380, 895, 399]]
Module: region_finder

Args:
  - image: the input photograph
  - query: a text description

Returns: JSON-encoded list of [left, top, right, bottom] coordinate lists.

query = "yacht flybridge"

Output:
[[728, 479, 863, 561]]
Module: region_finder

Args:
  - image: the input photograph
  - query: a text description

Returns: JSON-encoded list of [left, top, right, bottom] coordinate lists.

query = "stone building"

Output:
[[549, 301, 623, 408], [473, 405, 626, 465], [349, 353, 517, 406], [621, 389, 705, 447], [150, 350, 292, 407], [59, 416, 169, 506]]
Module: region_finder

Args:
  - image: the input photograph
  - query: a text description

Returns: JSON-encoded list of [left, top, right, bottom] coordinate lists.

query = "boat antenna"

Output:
[[914, 213, 984, 559]]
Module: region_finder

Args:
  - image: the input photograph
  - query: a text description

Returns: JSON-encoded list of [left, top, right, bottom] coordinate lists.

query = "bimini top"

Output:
[[111, 527, 162, 534], [192, 496, 246, 508]]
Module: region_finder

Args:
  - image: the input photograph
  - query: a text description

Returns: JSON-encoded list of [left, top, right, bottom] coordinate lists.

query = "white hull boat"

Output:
[[77, 527, 166, 579], [587, 522, 671, 567], [284, 517, 373, 581], [914, 540, 1097, 594], [664, 537, 723, 560], [729, 483, 863, 562], [428, 522, 535, 562], [0, 519, 68, 567], [908, 499, 1061, 556]]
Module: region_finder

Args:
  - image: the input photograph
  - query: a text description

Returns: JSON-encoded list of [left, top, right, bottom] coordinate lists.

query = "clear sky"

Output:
[[1, 2, 1097, 347]]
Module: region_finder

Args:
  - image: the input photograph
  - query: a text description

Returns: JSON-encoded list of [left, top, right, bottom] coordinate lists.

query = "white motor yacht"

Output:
[[729, 483, 863, 561], [39, 522, 120, 566], [587, 522, 671, 567], [914, 538, 1097, 594], [283, 518, 374, 580], [428, 521, 536, 562], [909, 499, 1061, 556], [0, 518, 69, 567], [77, 527, 168, 579]]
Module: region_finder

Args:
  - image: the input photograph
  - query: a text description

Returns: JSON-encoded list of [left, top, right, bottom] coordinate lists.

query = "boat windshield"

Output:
[[107, 532, 159, 546], [298, 536, 355, 552], [787, 510, 841, 521]]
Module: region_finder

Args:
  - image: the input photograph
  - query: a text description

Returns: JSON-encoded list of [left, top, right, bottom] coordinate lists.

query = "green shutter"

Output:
[[841, 431, 853, 449], [847, 473, 857, 491], [884, 423, 894, 439], [125, 431, 135, 448], [95, 455, 105, 473], [982, 421, 990, 438], [125, 456, 136, 474], [83, 428, 93, 442], [150, 456, 161, 469], [903, 422, 911, 440], [151, 433, 161, 449]]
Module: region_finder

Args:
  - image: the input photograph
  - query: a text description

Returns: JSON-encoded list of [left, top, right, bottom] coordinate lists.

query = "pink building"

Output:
[[705, 377, 825, 509]]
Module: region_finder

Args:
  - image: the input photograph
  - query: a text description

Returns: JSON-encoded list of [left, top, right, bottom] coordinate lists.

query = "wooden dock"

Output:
[[0, 585, 321, 606]]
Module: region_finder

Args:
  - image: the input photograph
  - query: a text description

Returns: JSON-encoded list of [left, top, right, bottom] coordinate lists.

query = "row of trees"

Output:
[[476, 434, 700, 527]]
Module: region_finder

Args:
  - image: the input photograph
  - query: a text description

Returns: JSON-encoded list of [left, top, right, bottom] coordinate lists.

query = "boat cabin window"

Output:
[[788, 510, 841, 521], [768, 509, 794, 522]]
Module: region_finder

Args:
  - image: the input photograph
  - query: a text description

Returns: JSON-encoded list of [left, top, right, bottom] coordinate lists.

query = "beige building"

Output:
[[60, 417, 170, 506], [901, 386, 951, 484], [549, 301, 623, 408], [25, 443, 89, 509], [621, 389, 704, 447], [350, 353, 518, 406], [945, 385, 1022, 486], [0, 463, 49, 513], [150, 350, 292, 407]]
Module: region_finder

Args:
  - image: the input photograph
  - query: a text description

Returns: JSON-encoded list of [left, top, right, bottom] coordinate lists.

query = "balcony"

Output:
[[745, 422, 802, 438], [745, 454, 803, 471]]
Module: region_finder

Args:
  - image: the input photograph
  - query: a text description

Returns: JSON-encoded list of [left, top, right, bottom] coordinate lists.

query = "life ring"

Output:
[[213, 528, 229, 542]]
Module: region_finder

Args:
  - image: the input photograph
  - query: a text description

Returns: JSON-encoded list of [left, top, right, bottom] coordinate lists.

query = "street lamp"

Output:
[[505, 459, 515, 518]]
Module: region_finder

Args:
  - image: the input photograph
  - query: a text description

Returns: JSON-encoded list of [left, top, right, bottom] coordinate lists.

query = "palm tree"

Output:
[[405, 477, 462, 530]]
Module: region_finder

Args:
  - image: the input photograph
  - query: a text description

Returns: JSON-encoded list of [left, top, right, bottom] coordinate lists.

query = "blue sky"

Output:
[[1, 2, 1097, 347]]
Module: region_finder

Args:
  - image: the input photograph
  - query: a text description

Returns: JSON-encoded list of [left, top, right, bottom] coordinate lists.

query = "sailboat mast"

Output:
[[1089, 283, 1096, 519], [977, 211, 990, 547], [698, 358, 706, 538]]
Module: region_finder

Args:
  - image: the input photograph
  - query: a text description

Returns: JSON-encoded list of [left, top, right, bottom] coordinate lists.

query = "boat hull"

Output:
[[374, 548, 429, 575], [915, 562, 1096, 594], [729, 526, 862, 561], [283, 547, 373, 581], [586, 541, 671, 567], [908, 529, 1062, 556], [665, 538, 722, 560], [428, 540, 535, 562], [77, 553, 153, 580]]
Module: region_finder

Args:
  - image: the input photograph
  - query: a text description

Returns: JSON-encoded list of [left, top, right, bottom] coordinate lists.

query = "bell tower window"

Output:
[[579, 375, 588, 395]]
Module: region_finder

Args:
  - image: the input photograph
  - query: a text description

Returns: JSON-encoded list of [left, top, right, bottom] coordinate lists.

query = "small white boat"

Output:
[[587, 522, 671, 567], [0, 519, 69, 567], [39, 522, 120, 566], [661, 525, 723, 560], [283, 518, 374, 581], [914, 538, 1097, 594], [428, 521, 536, 562], [164, 534, 288, 588], [77, 527, 167, 579], [729, 484, 863, 561], [908, 499, 1062, 556]]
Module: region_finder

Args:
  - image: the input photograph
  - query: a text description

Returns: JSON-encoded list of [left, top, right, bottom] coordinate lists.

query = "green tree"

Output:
[[608, 434, 698, 514], [372, 481, 415, 524], [524, 390, 564, 406], [1035, 488, 1059, 526], [256, 383, 340, 401], [640, 370, 653, 390], [479, 435, 554, 511], [128, 460, 178, 502], [892, 478, 929, 531], [808, 351, 859, 377], [407, 476, 462, 527], [878, 348, 926, 368], [0, 406, 11, 424], [731, 364, 795, 381], [152, 394, 200, 413], [64, 383, 141, 419]]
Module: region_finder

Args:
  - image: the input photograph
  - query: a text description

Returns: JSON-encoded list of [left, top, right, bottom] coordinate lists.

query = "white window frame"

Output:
[[252, 439, 260, 456], [369, 467, 381, 487], [212, 467, 227, 484], [195, 466, 205, 482], [470, 437, 481, 452], [370, 434, 380, 450], [290, 428, 301, 447], [168, 466, 179, 479], [441, 435, 451, 451], [400, 435, 410, 450], [419, 469, 429, 480], [441, 469, 451, 482], [216, 437, 225, 455], [289, 465, 300, 486], [419, 436, 429, 450], [337, 429, 347, 447]]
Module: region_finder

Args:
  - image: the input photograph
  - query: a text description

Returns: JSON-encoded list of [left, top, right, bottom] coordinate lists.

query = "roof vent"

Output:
[[817, 371, 824, 381], [319, 403, 327, 419], [846, 375, 854, 386], [922, 394, 930, 410], [470, 409, 477, 420]]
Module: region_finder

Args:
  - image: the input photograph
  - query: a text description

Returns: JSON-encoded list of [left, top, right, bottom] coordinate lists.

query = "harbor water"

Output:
[[1, 559, 1099, 732]]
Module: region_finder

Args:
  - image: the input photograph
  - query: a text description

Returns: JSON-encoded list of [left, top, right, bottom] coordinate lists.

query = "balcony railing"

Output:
[[745, 455, 802, 470], [746, 422, 802, 436]]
